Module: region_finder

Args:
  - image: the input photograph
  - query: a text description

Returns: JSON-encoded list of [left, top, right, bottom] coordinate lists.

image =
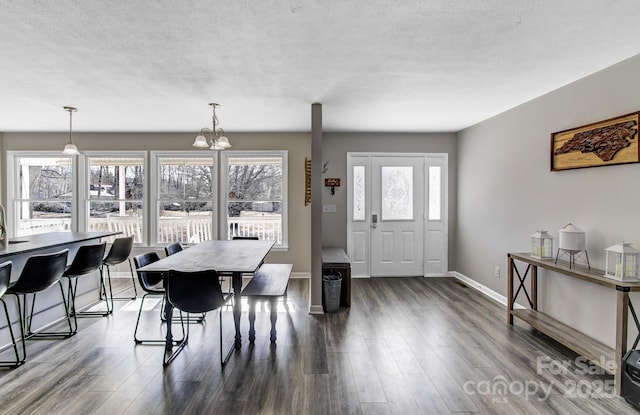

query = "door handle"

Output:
[[371, 214, 377, 228]]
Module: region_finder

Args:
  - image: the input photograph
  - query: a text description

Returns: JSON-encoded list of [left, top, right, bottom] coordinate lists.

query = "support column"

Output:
[[310, 103, 324, 314]]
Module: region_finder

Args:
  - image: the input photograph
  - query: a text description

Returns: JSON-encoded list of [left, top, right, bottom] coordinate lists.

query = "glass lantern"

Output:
[[605, 242, 639, 281], [531, 230, 553, 259]]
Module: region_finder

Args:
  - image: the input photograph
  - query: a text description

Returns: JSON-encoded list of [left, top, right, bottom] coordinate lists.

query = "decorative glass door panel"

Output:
[[371, 157, 424, 277], [381, 166, 413, 221]]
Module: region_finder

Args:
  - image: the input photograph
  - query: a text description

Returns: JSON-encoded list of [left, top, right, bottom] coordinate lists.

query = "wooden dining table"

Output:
[[136, 239, 275, 355]]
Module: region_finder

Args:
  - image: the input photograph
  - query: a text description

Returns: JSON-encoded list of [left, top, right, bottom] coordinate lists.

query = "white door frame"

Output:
[[347, 152, 448, 277]]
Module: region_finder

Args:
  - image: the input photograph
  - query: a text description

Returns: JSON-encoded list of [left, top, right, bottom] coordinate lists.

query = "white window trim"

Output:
[[6, 151, 78, 237], [220, 150, 288, 250], [150, 151, 219, 247], [80, 151, 148, 244]]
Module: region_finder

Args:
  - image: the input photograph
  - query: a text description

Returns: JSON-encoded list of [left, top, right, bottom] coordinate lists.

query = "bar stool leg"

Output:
[[0, 297, 25, 367]]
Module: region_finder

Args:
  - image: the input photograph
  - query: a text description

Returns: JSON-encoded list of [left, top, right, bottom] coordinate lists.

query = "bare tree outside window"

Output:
[[226, 156, 284, 243], [157, 157, 215, 244], [86, 157, 145, 242], [15, 157, 73, 235]]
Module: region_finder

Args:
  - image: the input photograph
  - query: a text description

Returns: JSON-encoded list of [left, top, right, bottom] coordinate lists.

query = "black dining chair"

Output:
[[133, 252, 165, 343], [163, 269, 234, 367], [163, 242, 207, 322], [0, 261, 22, 368], [102, 236, 137, 304], [63, 242, 109, 334], [132, 252, 186, 345], [164, 242, 183, 257], [5, 249, 71, 348]]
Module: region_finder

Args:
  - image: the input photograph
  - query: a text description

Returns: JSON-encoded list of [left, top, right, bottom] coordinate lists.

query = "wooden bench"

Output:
[[241, 263, 292, 344]]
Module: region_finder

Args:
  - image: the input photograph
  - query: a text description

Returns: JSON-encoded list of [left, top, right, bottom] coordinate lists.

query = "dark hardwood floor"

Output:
[[0, 277, 637, 414]]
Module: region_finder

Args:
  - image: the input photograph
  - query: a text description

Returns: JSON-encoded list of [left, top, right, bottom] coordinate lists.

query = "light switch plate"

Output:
[[323, 204, 337, 213]]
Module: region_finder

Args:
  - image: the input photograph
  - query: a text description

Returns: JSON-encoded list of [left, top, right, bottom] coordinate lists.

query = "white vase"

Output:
[[559, 223, 585, 251]]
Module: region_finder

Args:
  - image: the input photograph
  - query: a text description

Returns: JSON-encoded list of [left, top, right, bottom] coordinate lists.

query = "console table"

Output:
[[507, 252, 640, 395]]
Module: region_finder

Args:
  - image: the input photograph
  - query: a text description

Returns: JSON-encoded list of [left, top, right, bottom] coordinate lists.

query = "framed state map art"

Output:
[[551, 112, 639, 171]]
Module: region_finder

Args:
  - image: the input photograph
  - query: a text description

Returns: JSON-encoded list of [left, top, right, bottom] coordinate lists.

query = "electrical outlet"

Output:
[[494, 266, 500, 278]]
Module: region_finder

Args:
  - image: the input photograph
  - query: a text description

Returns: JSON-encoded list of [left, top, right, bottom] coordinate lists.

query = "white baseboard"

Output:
[[350, 273, 451, 279], [309, 304, 324, 314], [105, 272, 135, 278], [449, 271, 524, 309], [291, 272, 310, 279], [351, 274, 369, 279]]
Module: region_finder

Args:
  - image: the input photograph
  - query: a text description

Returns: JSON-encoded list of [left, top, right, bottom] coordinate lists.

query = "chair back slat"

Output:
[[164, 242, 183, 257], [65, 243, 106, 277], [166, 269, 226, 314], [133, 252, 163, 289], [0, 261, 12, 298], [103, 236, 134, 265], [9, 250, 69, 294]]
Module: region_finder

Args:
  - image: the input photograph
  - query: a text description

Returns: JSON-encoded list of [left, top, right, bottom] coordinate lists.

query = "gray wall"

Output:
[[1, 132, 312, 274], [457, 53, 640, 348], [321, 132, 458, 268]]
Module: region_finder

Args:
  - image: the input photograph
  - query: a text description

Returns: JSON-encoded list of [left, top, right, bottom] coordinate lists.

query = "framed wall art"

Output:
[[305, 157, 311, 206], [550, 112, 639, 171]]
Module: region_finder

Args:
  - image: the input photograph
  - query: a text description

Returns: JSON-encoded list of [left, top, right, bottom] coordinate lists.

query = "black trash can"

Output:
[[323, 273, 342, 313]]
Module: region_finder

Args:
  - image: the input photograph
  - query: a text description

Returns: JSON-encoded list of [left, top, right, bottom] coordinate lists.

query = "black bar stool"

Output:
[[0, 261, 22, 368], [102, 236, 137, 304], [63, 242, 109, 334], [5, 249, 70, 351]]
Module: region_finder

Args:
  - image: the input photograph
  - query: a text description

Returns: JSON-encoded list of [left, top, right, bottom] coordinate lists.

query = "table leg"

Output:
[[233, 271, 242, 349], [248, 298, 256, 343], [531, 265, 537, 311], [615, 287, 630, 395], [269, 298, 277, 344], [507, 255, 514, 325]]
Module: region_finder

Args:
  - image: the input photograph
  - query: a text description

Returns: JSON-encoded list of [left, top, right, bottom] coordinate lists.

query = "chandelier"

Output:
[[61, 106, 80, 155], [192, 102, 231, 150]]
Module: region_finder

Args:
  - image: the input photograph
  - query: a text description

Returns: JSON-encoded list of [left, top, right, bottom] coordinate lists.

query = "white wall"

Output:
[[457, 53, 640, 348], [321, 132, 458, 268]]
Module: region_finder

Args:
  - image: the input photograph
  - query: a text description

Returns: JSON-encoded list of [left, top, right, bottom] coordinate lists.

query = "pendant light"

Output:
[[61, 106, 80, 155]]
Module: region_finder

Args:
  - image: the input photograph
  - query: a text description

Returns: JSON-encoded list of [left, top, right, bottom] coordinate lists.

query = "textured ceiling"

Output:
[[1, 0, 640, 133]]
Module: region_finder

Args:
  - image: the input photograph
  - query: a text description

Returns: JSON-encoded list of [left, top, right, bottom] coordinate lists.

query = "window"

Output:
[[153, 154, 215, 245], [7, 150, 287, 248], [428, 165, 442, 221], [221, 151, 287, 248], [8, 154, 74, 236], [353, 165, 366, 221], [84, 154, 145, 242]]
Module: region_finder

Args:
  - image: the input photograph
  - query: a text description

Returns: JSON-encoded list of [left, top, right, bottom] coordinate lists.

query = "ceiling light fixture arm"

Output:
[[193, 102, 231, 150]]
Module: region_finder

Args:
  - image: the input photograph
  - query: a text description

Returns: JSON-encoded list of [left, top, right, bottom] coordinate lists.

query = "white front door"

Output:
[[347, 153, 448, 277], [370, 156, 424, 276]]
